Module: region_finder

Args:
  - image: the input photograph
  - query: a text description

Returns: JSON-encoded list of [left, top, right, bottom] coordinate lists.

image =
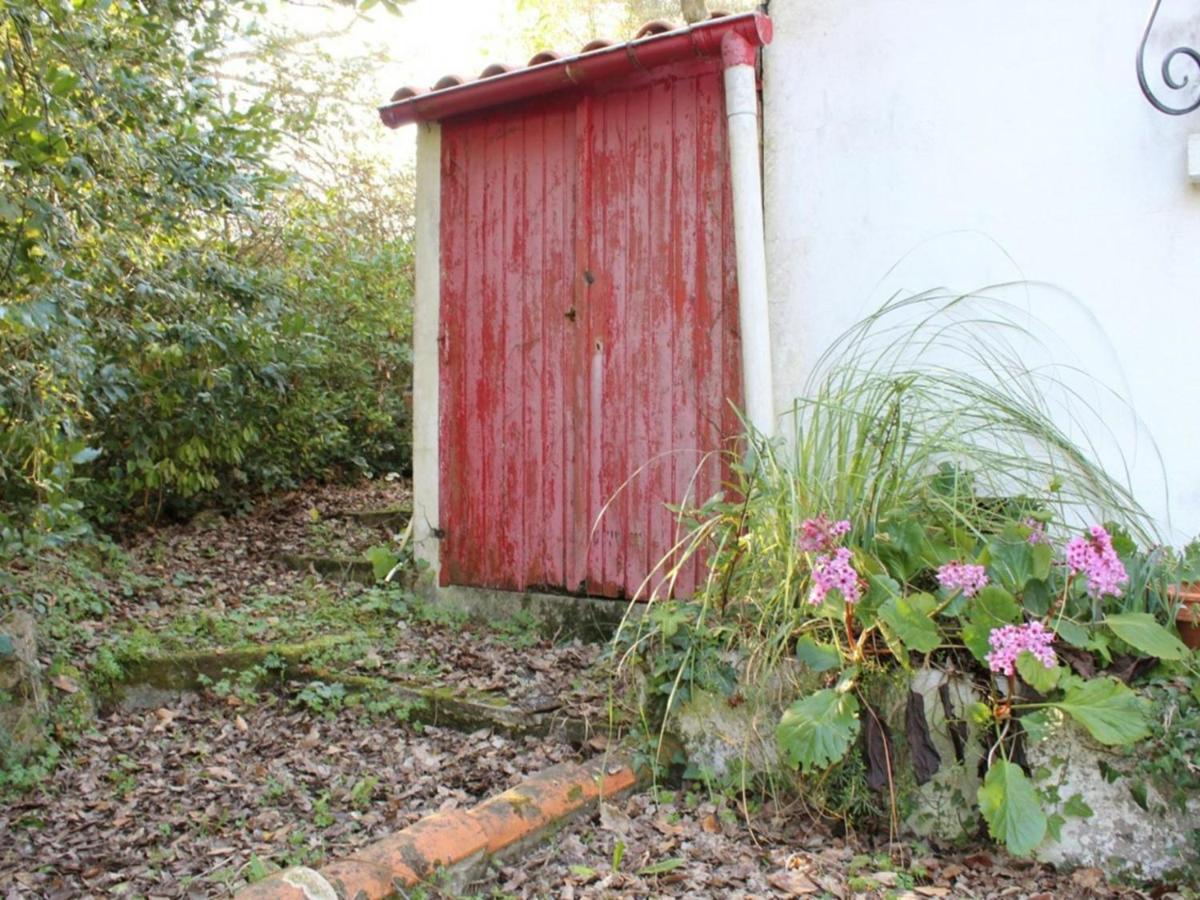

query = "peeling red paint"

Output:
[[438, 58, 741, 599]]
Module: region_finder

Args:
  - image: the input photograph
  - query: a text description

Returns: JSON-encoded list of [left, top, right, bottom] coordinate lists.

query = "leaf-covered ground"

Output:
[[1, 692, 580, 897], [481, 790, 1146, 899], [7, 478, 609, 721], [0, 481, 1183, 898]]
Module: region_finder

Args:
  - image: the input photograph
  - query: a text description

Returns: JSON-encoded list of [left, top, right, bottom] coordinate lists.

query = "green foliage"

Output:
[[1125, 677, 1200, 815], [961, 586, 1022, 663], [365, 544, 403, 582], [1104, 612, 1189, 661], [1016, 653, 1063, 694], [618, 292, 1196, 859], [0, 0, 414, 554], [495, 610, 543, 649], [294, 680, 346, 714], [877, 592, 941, 655], [978, 760, 1046, 856], [776, 688, 861, 774], [1049, 676, 1150, 746]]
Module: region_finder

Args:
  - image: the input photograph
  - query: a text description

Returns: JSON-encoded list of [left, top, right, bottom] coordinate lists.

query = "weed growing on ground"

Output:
[[293, 680, 347, 715], [494, 610, 542, 648]]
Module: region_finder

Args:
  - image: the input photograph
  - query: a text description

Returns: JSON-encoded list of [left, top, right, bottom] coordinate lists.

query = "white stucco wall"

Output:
[[763, 0, 1200, 541], [411, 122, 442, 579]]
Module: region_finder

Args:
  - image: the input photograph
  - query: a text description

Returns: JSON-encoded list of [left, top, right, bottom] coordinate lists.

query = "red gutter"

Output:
[[378, 11, 772, 128]]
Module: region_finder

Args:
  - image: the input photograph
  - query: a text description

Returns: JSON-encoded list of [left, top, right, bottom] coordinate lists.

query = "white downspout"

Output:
[[722, 31, 775, 438]]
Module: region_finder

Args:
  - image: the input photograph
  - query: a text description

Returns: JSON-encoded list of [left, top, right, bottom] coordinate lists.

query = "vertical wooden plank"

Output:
[[466, 118, 487, 587], [522, 111, 545, 589], [646, 77, 676, 601], [590, 93, 631, 598], [695, 70, 728, 544], [438, 125, 462, 586], [498, 117, 525, 589], [566, 96, 592, 594], [720, 77, 743, 466], [543, 105, 572, 589], [476, 115, 503, 587], [620, 87, 651, 599], [590, 95, 610, 596], [670, 75, 700, 597]]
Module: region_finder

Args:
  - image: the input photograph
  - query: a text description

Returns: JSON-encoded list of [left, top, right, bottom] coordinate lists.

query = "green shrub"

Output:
[[0, 0, 414, 551]]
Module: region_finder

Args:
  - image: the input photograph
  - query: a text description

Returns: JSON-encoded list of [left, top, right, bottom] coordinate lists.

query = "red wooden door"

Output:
[[439, 59, 741, 599]]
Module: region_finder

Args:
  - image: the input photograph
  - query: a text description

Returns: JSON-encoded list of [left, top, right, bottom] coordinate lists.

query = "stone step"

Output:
[[276, 553, 378, 585], [341, 504, 412, 529], [110, 639, 612, 745]]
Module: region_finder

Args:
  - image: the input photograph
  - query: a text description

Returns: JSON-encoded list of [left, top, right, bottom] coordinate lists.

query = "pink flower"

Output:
[[1024, 518, 1049, 545], [937, 561, 989, 598], [985, 621, 1056, 677], [1066, 524, 1127, 598], [808, 547, 862, 606], [797, 515, 851, 553]]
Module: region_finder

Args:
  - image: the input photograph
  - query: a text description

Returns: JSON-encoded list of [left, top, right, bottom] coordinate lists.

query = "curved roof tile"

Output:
[[379, 11, 772, 128]]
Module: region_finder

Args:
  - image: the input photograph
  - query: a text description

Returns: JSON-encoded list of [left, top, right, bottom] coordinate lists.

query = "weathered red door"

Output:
[[439, 58, 741, 599]]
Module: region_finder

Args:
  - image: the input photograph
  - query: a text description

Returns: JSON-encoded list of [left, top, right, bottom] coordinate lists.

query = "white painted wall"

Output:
[[763, 0, 1200, 541], [412, 122, 442, 579]]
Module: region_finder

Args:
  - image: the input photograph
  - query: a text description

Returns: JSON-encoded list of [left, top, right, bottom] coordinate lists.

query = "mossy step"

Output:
[[342, 504, 412, 528], [110, 640, 614, 743], [298, 666, 610, 742], [115, 634, 348, 693], [277, 553, 377, 585]]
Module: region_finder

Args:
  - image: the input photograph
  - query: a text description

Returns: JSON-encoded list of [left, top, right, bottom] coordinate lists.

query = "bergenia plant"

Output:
[[776, 516, 1191, 856]]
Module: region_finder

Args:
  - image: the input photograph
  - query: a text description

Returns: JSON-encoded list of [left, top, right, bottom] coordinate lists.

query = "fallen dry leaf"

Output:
[[768, 870, 821, 895], [1072, 867, 1106, 889], [50, 674, 79, 693]]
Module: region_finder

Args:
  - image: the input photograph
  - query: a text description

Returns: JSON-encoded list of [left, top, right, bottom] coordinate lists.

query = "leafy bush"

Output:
[[0, 0, 414, 553], [622, 290, 1199, 855]]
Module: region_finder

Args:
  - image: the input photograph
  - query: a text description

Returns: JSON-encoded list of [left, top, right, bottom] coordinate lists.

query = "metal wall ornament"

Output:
[[1138, 0, 1200, 115]]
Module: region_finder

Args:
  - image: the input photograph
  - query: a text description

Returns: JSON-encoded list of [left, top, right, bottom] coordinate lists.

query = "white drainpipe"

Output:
[[722, 32, 775, 439]]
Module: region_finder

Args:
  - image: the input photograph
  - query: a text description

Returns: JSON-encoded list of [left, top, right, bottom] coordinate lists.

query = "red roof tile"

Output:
[[379, 10, 771, 129]]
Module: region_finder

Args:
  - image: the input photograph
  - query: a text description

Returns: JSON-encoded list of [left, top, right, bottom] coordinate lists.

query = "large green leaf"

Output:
[[878, 592, 942, 654], [794, 635, 842, 672], [961, 586, 1021, 662], [856, 572, 901, 628], [1052, 618, 1091, 649], [977, 760, 1047, 856], [985, 531, 1051, 594], [1103, 613, 1189, 661], [1050, 677, 1150, 746], [1016, 652, 1063, 693], [874, 519, 933, 582], [776, 689, 860, 773]]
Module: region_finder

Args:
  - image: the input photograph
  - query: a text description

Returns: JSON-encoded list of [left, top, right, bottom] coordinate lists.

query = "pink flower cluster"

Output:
[[985, 621, 1056, 677], [1066, 524, 1128, 598], [937, 561, 989, 598], [797, 515, 851, 553], [808, 547, 862, 606]]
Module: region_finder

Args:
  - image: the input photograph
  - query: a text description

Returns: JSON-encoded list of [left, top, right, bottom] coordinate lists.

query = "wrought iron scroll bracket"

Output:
[[1138, 0, 1200, 115]]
